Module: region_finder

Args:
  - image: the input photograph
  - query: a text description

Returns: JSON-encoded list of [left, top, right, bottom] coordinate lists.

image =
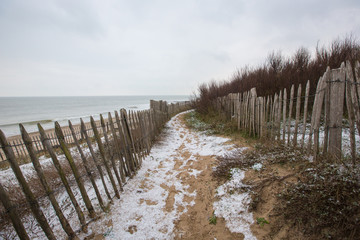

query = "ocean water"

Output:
[[0, 95, 189, 137]]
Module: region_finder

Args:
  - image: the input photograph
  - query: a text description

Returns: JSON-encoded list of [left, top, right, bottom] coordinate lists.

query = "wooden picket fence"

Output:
[[0, 100, 190, 240], [214, 61, 360, 161]]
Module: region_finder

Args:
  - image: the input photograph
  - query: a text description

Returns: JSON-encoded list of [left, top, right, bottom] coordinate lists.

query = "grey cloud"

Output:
[[0, 0, 359, 96]]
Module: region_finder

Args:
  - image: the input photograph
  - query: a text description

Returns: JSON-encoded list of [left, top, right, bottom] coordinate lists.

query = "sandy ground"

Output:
[[78, 111, 254, 240], [6, 119, 97, 142]]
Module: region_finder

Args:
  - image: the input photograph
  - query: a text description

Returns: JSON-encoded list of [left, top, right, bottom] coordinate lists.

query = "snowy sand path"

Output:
[[81, 111, 255, 239]]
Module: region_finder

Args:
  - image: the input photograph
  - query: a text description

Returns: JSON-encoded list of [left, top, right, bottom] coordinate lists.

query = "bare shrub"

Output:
[[195, 35, 360, 113], [278, 162, 360, 239]]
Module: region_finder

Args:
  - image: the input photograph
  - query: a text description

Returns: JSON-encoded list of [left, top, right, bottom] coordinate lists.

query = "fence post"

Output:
[[308, 75, 323, 153], [114, 111, 132, 177], [250, 88, 257, 136], [108, 112, 126, 183], [355, 61, 360, 105], [345, 69, 356, 162], [312, 72, 328, 158], [37, 124, 87, 230], [328, 64, 346, 159], [80, 119, 112, 200], [90, 117, 120, 199], [282, 88, 287, 141], [100, 114, 123, 191], [347, 61, 360, 137], [55, 122, 96, 217], [0, 181, 30, 240], [271, 93, 278, 139], [0, 129, 56, 240], [287, 85, 294, 144], [120, 109, 139, 170], [301, 81, 310, 147], [293, 84, 302, 146], [68, 120, 106, 211], [20, 124, 76, 239], [128, 111, 143, 165], [276, 91, 282, 140]]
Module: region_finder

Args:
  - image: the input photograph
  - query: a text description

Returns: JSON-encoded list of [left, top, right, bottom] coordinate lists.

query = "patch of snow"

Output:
[[93, 111, 240, 239], [281, 121, 360, 158], [252, 163, 263, 171], [1, 110, 248, 239], [214, 168, 256, 240]]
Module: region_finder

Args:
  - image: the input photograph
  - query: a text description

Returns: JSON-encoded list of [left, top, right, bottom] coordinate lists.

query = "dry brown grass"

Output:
[[213, 141, 360, 239], [0, 150, 100, 233]]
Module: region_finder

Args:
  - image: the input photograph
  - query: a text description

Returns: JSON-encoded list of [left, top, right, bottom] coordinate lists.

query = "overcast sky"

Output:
[[0, 0, 359, 96]]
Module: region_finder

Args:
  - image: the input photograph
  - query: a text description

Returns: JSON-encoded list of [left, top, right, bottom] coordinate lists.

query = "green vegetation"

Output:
[[256, 217, 269, 227], [184, 110, 256, 144], [209, 211, 217, 225]]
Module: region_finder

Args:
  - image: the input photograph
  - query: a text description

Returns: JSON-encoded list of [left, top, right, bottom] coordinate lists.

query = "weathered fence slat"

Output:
[[120, 109, 137, 172], [282, 88, 287, 141], [301, 81, 310, 146], [0, 181, 30, 240], [0, 129, 56, 240], [277, 91, 282, 140], [108, 112, 126, 183], [250, 88, 257, 136], [125, 109, 141, 168], [345, 74, 356, 162], [38, 124, 86, 229], [11, 140, 21, 157], [307, 75, 323, 153], [31, 136, 40, 153], [313, 73, 328, 158], [100, 114, 123, 191], [55, 122, 96, 218], [90, 117, 120, 199], [287, 85, 294, 144], [20, 124, 76, 239], [355, 61, 360, 104], [347, 61, 360, 137], [271, 93, 278, 139], [115, 111, 132, 177], [80, 119, 112, 200], [68, 120, 106, 211], [293, 84, 302, 146], [328, 64, 346, 159], [323, 71, 331, 154]]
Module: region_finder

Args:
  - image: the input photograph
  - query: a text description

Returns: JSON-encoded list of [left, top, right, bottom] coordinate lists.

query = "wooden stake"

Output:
[[328, 64, 345, 159], [282, 88, 287, 142], [20, 124, 76, 238], [100, 114, 123, 191], [0, 181, 30, 240], [90, 117, 120, 199], [293, 84, 302, 146], [38, 124, 86, 229], [345, 72, 356, 162], [80, 119, 112, 200], [114, 111, 132, 177], [287, 85, 294, 144], [55, 122, 96, 218], [0, 129, 56, 240], [68, 120, 105, 211], [301, 81, 310, 147], [108, 112, 126, 183]]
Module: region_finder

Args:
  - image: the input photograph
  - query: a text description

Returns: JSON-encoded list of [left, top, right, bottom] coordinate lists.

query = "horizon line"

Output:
[[0, 94, 191, 98]]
